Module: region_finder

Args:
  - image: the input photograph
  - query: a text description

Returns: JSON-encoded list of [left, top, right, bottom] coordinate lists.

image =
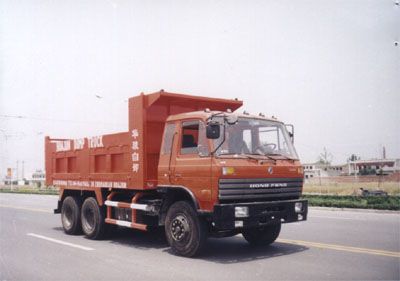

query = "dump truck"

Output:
[[45, 90, 307, 257]]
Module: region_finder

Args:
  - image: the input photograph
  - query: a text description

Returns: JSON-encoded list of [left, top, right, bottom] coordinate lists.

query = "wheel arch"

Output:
[[59, 188, 104, 206], [157, 185, 200, 225]]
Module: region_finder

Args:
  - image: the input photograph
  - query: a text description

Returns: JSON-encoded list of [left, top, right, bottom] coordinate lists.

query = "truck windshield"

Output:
[[213, 117, 299, 159]]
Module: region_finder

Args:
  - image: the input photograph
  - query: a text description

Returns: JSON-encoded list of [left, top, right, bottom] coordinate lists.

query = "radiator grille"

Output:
[[218, 178, 303, 202]]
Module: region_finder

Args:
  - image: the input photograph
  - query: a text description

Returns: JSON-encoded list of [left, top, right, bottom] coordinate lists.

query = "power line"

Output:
[[0, 114, 125, 126]]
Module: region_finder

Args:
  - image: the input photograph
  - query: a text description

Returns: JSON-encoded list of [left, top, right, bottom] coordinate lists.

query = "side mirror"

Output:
[[285, 124, 294, 143], [206, 123, 220, 139]]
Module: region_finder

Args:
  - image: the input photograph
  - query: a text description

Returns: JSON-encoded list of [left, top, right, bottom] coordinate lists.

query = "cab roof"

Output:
[[166, 110, 284, 124]]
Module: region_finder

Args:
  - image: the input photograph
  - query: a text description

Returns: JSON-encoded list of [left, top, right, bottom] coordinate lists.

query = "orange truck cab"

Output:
[[46, 90, 307, 257]]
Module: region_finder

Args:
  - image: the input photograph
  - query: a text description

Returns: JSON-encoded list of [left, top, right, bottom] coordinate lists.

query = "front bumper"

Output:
[[212, 199, 307, 230]]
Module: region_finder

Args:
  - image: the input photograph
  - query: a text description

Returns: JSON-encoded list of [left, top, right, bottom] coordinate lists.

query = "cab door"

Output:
[[171, 120, 212, 210], [158, 122, 178, 185]]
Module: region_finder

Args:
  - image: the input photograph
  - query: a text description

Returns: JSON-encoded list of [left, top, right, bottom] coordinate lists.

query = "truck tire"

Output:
[[81, 197, 106, 240], [242, 223, 281, 246], [61, 196, 82, 235], [165, 201, 207, 257]]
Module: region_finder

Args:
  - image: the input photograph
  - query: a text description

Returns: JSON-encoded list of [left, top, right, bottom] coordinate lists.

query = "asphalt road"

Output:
[[0, 193, 399, 281]]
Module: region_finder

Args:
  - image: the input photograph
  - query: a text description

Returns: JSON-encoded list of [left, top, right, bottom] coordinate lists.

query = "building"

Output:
[[346, 159, 400, 175], [30, 170, 46, 187], [302, 163, 346, 179]]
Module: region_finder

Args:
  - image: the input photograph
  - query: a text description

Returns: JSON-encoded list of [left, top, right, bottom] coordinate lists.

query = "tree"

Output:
[[347, 154, 360, 162], [317, 147, 333, 165]]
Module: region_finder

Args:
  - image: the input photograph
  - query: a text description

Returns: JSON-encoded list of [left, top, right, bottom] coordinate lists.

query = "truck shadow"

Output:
[[197, 237, 308, 264], [52, 226, 308, 263], [106, 228, 308, 264], [106, 227, 169, 250]]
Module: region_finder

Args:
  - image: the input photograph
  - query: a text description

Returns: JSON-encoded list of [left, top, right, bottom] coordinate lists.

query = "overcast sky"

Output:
[[0, 0, 399, 179]]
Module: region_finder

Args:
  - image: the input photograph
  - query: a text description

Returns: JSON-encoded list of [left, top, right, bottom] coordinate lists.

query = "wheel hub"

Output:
[[171, 215, 189, 241]]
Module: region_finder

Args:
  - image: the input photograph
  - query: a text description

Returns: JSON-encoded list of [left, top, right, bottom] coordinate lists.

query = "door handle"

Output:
[[174, 173, 182, 178]]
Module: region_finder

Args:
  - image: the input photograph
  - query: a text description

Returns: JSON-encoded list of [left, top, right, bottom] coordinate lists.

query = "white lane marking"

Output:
[[309, 215, 359, 220], [27, 233, 94, 251], [0, 204, 52, 213]]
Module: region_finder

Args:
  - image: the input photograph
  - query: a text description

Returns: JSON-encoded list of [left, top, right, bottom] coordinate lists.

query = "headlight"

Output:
[[235, 206, 249, 218], [295, 202, 303, 213]]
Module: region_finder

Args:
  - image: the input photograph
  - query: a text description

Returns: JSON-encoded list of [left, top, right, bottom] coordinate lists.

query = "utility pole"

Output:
[[16, 161, 19, 183], [10, 168, 14, 191], [318, 169, 322, 194], [354, 163, 357, 180]]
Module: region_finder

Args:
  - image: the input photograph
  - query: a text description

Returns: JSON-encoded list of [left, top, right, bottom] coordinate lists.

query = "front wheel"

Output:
[[165, 201, 208, 257], [242, 223, 281, 246], [81, 197, 106, 239]]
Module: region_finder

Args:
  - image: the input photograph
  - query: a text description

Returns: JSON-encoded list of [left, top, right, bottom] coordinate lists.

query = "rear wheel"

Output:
[[165, 201, 208, 257], [242, 223, 281, 246], [81, 197, 106, 239], [61, 196, 82, 235]]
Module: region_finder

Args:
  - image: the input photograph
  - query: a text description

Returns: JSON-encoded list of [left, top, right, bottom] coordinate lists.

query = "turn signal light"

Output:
[[222, 167, 235, 175], [297, 167, 304, 174]]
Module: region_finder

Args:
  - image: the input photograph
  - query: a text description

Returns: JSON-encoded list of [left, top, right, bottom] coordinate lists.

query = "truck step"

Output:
[[104, 200, 154, 212], [105, 218, 147, 231], [104, 192, 150, 232]]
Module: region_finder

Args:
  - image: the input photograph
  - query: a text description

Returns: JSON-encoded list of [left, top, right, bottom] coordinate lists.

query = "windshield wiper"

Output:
[[242, 154, 265, 161], [217, 153, 249, 158], [265, 153, 296, 160], [216, 153, 257, 160], [247, 153, 275, 161], [218, 153, 275, 162]]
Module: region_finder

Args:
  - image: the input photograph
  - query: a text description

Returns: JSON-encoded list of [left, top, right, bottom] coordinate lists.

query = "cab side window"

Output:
[[181, 121, 199, 154], [180, 121, 209, 156]]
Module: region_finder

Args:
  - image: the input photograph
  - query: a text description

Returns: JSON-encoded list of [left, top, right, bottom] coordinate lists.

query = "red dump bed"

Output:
[[45, 90, 243, 190]]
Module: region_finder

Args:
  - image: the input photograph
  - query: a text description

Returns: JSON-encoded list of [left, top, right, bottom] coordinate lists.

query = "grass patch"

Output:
[[303, 181, 400, 196], [0, 188, 58, 195], [302, 194, 400, 211]]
